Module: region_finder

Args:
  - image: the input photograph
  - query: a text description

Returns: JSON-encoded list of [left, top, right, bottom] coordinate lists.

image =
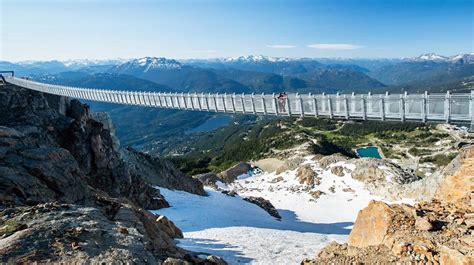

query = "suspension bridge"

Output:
[[1, 71, 473, 129]]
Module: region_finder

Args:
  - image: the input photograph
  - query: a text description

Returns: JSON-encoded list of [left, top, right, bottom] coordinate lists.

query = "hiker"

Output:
[[277, 92, 288, 112]]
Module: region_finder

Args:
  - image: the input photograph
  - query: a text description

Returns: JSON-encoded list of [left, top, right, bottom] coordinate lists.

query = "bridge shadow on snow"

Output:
[[156, 189, 353, 235], [177, 238, 253, 264], [170, 207, 353, 235], [277, 209, 353, 235]]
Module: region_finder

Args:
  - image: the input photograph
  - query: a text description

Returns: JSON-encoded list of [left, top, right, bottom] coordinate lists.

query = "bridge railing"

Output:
[[4, 76, 474, 126]]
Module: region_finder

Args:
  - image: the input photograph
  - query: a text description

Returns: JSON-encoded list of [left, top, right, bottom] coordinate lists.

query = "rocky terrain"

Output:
[[0, 83, 222, 264], [302, 145, 474, 264]]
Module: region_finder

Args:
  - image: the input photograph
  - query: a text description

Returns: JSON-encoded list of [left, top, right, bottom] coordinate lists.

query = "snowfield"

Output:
[[152, 156, 408, 264]]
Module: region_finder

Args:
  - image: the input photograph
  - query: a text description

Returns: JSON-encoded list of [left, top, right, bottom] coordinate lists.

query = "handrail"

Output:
[[3, 75, 474, 127]]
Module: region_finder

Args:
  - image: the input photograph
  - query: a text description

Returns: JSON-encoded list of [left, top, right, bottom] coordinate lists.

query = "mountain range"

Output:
[[2, 53, 472, 94]]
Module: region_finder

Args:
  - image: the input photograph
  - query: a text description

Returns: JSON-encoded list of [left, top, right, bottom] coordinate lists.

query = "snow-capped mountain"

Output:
[[117, 57, 183, 73], [61, 58, 127, 69], [412, 53, 448, 61], [449, 53, 474, 64], [222, 55, 292, 63], [410, 53, 474, 63]]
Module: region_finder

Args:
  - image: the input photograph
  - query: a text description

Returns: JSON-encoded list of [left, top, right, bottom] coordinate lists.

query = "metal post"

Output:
[[273, 93, 278, 115], [470, 90, 474, 131], [189, 93, 194, 109], [362, 94, 367, 121], [251, 93, 256, 114], [168, 92, 174, 108], [286, 96, 291, 116], [351, 92, 356, 115], [313, 93, 318, 117], [327, 94, 333, 119], [422, 91, 428, 122], [175, 92, 180, 108], [336, 92, 340, 114], [150, 92, 157, 106], [213, 93, 219, 111], [196, 92, 202, 110], [231, 93, 236, 113], [344, 94, 349, 119], [380, 94, 385, 121], [445, 91, 450, 123], [222, 93, 227, 113], [241, 93, 246, 113], [140, 92, 146, 106], [322, 92, 326, 113], [367, 92, 372, 114], [262, 93, 267, 115], [204, 93, 209, 111], [297, 92, 304, 117]]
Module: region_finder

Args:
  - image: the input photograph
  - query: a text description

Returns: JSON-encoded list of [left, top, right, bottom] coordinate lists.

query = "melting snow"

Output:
[[152, 156, 408, 264]]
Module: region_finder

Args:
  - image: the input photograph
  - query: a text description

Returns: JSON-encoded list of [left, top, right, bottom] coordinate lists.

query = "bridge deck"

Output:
[[4, 76, 474, 127]]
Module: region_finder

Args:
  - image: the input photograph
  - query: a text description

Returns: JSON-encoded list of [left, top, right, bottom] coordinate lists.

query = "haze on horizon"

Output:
[[0, 0, 472, 62]]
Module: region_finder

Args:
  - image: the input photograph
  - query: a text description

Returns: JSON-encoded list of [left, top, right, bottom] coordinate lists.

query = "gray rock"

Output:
[[217, 162, 251, 183], [243, 196, 281, 220], [0, 83, 222, 264], [194, 173, 220, 189], [352, 158, 419, 185], [318, 154, 348, 169]]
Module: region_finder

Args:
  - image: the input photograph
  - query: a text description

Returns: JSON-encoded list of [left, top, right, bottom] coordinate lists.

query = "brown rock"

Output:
[[297, 164, 318, 186], [217, 162, 251, 183], [271, 176, 284, 183], [318, 154, 348, 169], [207, 255, 228, 265], [348, 200, 413, 248], [331, 166, 345, 176], [309, 190, 325, 200], [156, 215, 183, 239], [415, 216, 433, 231], [435, 145, 474, 210], [342, 188, 355, 193], [439, 246, 474, 265]]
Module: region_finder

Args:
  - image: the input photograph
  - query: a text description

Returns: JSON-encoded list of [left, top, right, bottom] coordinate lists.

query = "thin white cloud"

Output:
[[266, 44, 297, 49], [185, 50, 218, 53], [307, 43, 364, 50]]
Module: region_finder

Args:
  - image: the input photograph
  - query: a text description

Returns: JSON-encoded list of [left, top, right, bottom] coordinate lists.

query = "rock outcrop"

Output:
[[303, 145, 474, 265], [217, 162, 251, 183], [0, 84, 222, 264], [243, 196, 281, 220], [193, 173, 220, 189], [124, 148, 206, 196], [296, 164, 320, 187], [351, 158, 418, 184]]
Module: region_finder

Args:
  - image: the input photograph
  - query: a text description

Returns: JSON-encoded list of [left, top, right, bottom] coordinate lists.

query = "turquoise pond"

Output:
[[356, 146, 382, 159], [186, 116, 232, 134]]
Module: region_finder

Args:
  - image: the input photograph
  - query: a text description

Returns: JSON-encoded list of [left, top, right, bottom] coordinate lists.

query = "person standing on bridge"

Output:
[[277, 92, 288, 113]]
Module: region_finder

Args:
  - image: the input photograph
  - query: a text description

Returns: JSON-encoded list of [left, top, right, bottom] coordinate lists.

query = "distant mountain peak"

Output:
[[125, 57, 182, 72], [223, 55, 291, 63], [412, 53, 448, 61]]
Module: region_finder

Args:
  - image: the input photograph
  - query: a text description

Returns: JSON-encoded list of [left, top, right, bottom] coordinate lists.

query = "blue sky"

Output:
[[0, 0, 472, 61]]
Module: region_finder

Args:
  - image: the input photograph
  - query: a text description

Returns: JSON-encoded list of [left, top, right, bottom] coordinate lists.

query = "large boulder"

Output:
[[296, 164, 320, 187], [243, 196, 281, 220], [318, 153, 348, 169], [124, 148, 206, 196], [193, 172, 220, 189], [348, 200, 414, 248], [217, 162, 251, 183], [351, 158, 418, 184], [0, 200, 198, 264], [435, 145, 474, 208]]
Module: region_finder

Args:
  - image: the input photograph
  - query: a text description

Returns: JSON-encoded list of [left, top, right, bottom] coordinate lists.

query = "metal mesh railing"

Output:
[[4, 76, 473, 124]]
